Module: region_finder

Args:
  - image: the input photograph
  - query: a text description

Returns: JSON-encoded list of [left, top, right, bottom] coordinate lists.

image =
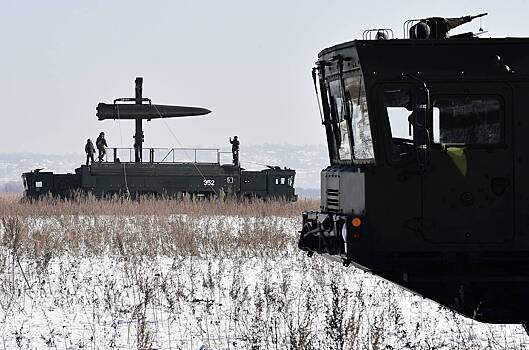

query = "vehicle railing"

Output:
[[102, 147, 235, 165], [362, 28, 394, 40]]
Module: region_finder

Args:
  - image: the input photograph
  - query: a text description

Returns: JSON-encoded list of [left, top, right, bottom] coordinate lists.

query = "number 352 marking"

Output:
[[203, 179, 215, 186]]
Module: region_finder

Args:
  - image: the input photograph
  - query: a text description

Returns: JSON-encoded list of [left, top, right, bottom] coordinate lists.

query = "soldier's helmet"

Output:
[[234, 135, 238, 140], [100, 132, 105, 136]]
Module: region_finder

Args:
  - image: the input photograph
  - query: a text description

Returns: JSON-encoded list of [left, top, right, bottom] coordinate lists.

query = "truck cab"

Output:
[[299, 30, 529, 324]]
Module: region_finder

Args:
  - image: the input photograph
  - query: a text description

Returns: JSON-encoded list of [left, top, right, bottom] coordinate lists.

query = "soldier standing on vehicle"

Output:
[[96, 132, 108, 162], [85, 139, 95, 166], [229, 136, 240, 166]]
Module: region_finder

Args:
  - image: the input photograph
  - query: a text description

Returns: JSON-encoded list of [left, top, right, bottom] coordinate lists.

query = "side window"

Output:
[[433, 96, 502, 145], [381, 87, 416, 163], [384, 88, 414, 141]]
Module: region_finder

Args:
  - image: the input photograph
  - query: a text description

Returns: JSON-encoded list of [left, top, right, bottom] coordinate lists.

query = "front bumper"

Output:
[[298, 211, 367, 267]]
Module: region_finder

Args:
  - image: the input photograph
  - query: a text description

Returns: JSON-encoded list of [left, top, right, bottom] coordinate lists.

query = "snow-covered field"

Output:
[[0, 211, 528, 349]]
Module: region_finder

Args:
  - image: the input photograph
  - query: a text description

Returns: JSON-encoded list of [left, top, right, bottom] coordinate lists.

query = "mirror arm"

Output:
[[401, 73, 432, 170]]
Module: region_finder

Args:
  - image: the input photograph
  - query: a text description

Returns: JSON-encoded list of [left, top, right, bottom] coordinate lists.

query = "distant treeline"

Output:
[[0, 181, 23, 193], [296, 187, 320, 198]]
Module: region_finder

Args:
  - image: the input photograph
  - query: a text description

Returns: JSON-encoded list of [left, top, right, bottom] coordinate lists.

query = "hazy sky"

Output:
[[2, 0, 528, 154]]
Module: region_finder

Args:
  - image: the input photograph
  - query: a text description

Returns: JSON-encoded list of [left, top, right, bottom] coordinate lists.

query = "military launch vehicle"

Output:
[[22, 78, 297, 201]]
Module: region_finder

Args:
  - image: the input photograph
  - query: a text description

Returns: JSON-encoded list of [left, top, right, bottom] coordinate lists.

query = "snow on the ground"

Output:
[[0, 216, 528, 349]]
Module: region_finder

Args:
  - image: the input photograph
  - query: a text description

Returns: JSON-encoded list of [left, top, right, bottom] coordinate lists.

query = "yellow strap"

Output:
[[446, 147, 467, 176]]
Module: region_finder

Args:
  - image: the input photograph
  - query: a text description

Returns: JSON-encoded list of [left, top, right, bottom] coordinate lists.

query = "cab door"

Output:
[[422, 83, 514, 244], [370, 83, 423, 251]]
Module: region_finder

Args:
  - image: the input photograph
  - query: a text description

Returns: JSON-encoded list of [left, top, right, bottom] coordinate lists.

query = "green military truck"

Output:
[[299, 14, 529, 327]]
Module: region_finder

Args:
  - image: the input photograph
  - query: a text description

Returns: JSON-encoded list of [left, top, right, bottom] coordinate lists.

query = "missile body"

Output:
[[97, 103, 211, 120]]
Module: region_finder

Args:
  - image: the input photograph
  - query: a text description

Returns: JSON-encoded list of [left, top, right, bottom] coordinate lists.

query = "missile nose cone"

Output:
[[168, 105, 212, 117], [199, 107, 212, 115]]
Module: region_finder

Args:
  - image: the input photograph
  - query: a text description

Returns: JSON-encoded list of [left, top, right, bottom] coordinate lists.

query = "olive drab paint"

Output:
[[298, 14, 529, 326], [22, 78, 297, 201]]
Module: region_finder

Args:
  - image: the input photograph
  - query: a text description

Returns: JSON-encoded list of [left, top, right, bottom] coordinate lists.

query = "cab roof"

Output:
[[318, 38, 529, 81]]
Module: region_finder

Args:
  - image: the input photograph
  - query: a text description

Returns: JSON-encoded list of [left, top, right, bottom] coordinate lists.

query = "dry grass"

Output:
[[0, 193, 318, 218], [0, 194, 315, 259]]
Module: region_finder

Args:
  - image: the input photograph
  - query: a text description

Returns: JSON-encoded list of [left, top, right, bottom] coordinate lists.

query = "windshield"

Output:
[[324, 70, 375, 164], [328, 80, 351, 160], [345, 74, 375, 162]]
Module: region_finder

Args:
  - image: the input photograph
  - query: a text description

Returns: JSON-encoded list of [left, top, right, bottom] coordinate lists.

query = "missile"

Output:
[[96, 103, 211, 121]]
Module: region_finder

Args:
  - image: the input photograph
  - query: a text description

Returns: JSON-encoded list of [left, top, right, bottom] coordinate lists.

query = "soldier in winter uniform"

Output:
[[85, 139, 95, 166], [229, 136, 240, 166], [96, 132, 108, 162]]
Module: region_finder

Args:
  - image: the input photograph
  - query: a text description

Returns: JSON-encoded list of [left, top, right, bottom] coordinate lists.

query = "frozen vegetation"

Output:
[[0, 195, 528, 349]]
